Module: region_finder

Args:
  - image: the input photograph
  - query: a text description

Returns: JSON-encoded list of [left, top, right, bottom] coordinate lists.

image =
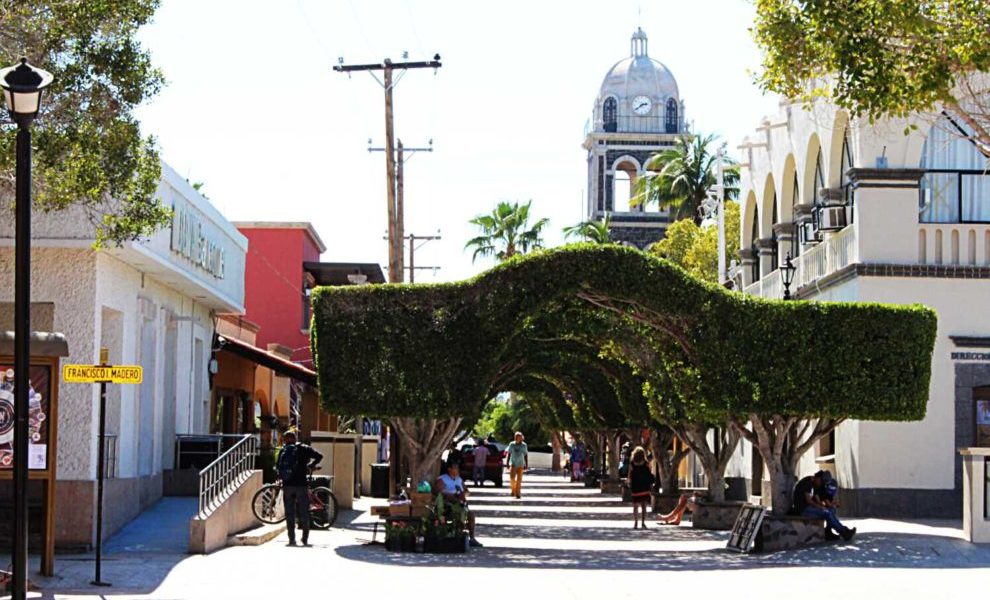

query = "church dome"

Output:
[[592, 28, 683, 134]]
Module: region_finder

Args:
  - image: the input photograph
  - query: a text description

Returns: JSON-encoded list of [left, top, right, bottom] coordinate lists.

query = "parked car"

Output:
[[459, 443, 503, 487]]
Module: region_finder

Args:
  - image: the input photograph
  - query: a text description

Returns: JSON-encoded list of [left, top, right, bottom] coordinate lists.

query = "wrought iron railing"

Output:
[[197, 434, 258, 518]]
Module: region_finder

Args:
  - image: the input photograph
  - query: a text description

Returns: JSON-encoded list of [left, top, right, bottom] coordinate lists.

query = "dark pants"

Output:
[[283, 485, 310, 542], [802, 506, 847, 534]]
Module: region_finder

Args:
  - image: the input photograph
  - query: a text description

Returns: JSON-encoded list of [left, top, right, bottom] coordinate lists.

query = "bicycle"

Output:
[[252, 468, 338, 529]]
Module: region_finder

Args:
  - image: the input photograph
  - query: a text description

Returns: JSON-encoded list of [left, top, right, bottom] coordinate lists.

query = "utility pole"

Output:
[[406, 232, 442, 283], [335, 54, 441, 283], [716, 144, 727, 285]]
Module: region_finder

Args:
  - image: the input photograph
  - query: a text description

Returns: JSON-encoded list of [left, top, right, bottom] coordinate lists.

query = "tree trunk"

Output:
[[550, 431, 563, 472], [607, 431, 621, 479], [390, 417, 462, 486], [674, 422, 740, 504], [649, 427, 687, 494], [583, 431, 602, 472]]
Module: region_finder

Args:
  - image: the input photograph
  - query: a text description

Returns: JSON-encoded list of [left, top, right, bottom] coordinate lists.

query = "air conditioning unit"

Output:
[[817, 204, 848, 231]]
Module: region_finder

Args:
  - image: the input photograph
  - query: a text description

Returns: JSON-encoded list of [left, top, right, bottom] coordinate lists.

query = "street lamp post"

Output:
[[1, 57, 53, 600], [781, 253, 796, 300]]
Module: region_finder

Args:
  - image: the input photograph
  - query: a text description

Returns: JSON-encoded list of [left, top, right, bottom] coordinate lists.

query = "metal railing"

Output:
[[197, 434, 258, 518], [744, 226, 858, 299], [175, 433, 251, 471]]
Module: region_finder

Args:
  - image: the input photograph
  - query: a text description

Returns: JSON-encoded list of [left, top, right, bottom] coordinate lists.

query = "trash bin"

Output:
[[371, 463, 390, 498]]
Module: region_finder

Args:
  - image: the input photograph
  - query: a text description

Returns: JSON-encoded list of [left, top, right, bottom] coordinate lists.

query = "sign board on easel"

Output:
[[726, 503, 768, 553]]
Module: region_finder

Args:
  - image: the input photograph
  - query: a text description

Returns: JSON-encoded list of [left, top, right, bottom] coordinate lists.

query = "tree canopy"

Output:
[[312, 244, 935, 428], [753, 0, 990, 155], [650, 200, 741, 283], [0, 0, 171, 246], [465, 200, 549, 263]]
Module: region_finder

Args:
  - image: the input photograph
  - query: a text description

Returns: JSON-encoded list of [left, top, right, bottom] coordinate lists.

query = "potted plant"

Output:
[[422, 495, 468, 553], [384, 520, 420, 552]]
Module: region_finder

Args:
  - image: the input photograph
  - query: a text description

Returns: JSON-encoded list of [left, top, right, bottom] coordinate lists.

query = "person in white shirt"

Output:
[[472, 440, 490, 487], [435, 461, 482, 547]]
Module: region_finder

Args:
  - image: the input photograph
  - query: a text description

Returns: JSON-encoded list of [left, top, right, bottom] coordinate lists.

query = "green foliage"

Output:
[[563, 214, 613, 244], [753, 0, 990, 154], [633, 134, 739, 223], [471, 394, 548, 446], [312, 245, 936, 429], [650, 200, 741, 283], [465, 200, 550, 263], [0, 0, 172, 246]]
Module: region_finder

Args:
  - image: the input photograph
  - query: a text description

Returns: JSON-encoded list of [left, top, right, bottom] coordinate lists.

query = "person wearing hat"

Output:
[[814, 470, 843, 540], [276, 430, 323, 546], [792, 470, 856, 541]]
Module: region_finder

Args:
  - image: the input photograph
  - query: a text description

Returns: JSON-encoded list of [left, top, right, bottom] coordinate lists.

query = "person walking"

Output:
[[570, 435, 586, 482], [471, 439, 490, 487], [276, 430, 323, 546], [627, 447, 654, 529], [506, 432, 528, 499]]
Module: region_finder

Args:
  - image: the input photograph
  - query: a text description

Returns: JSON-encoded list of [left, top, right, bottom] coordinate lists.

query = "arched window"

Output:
[[840, 131, 855, 223], [750, 212, 761, 282], [791, 172, 801, 256], [770, 198, 779, 271], [814, 148, 825, 198], [920, 115, 990, 223], [603, 97, 617, 133], [665, 98, 678, 133]]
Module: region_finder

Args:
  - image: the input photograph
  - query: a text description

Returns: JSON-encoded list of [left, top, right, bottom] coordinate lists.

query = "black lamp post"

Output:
[[781, 253, 796, 300], [1, 57, 53, 600]]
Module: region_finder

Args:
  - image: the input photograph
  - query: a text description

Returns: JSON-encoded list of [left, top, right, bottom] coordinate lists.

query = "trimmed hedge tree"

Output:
[[311, 245, 936, 504]]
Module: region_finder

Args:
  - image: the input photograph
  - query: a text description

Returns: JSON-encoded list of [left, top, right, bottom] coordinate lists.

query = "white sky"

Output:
[[135, 0, 780, 282]]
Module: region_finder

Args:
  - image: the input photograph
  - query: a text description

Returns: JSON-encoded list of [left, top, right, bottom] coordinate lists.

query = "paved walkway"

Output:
[[12, 471, 990, 599]]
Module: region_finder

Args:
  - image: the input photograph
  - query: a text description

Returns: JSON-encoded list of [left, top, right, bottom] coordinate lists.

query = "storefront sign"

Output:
[[170, 201, 226, 279], [0, 366, 51, 470], [62, 364, 143, 384], [952, 352, 990, 361]]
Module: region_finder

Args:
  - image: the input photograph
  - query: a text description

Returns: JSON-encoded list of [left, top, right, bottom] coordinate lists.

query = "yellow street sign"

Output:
[[62, 364, 143, 385]]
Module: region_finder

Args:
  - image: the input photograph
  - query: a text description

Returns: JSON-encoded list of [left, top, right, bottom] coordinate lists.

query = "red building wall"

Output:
[[236, 225, 323, 364]]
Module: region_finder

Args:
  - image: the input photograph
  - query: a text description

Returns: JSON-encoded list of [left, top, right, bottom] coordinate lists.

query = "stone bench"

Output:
[[692, 500, 746, 530], [754, 514, 826, 552]]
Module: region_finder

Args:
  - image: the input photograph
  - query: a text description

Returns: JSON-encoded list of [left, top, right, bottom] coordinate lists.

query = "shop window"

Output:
[[975, 387, 990, 447]]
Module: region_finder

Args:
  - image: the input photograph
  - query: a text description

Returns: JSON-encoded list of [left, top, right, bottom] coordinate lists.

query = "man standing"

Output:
[[471, 440, 490, 487], [506, 432, 528, 499], [276, 430, 323, 546]]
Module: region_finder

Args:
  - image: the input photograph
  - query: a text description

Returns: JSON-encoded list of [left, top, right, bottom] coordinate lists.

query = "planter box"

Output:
[[692, 501, 747, 531], [423, 534, 467, 553], [754, 515, 826, 552], [652, 492, 683, 515], [384, 536, 417, 552], [600, 478, 623, 495]]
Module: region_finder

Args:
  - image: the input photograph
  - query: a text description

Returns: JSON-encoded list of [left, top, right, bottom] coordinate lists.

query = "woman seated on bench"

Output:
[[435, 460, 483, 547]]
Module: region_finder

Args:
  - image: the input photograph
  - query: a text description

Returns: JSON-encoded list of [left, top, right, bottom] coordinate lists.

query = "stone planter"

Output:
[[754, 515, 826, 552], [692, 500, 747, 530], [651, 492, 682, 515], [600, 478, 623, 495]]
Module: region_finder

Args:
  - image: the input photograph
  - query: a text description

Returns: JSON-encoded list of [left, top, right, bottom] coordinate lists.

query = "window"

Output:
[[301, 277, 311, 331], [976, 387, 990, 447], [770, 196, 779, 271], [603, 97, 617, 132], [920, 115, 990, 223], [750, 215, 761, 282], [840, 131, 855, 223], [791, 172, 801, 257], [814, 148, 825, 198], [665, 98, 678, 133]]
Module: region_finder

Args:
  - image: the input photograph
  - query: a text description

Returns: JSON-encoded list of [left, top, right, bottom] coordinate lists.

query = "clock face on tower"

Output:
[[632, 95, 652, 115]]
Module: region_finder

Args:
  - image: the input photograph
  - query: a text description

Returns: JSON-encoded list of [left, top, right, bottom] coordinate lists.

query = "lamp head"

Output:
[[0, 58, 54, 122]]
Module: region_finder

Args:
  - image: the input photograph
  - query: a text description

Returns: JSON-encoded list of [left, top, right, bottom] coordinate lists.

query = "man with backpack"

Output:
[[276, 430, 323, 546]]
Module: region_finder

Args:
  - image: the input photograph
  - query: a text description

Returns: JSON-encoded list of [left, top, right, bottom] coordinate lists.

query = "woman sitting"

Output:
[[434, 460, 483, 547]]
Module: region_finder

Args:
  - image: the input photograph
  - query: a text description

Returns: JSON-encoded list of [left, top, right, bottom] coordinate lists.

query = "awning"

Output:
[[216, 335, 317, 386], [304, 262, 386, 286], [0, 332, 70, 357]]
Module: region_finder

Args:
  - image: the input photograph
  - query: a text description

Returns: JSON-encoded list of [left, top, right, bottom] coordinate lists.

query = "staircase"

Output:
[[188, 434, 263, 553]]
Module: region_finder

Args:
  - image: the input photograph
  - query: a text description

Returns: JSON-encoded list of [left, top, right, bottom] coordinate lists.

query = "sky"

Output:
[[135, 0, 780, 282]]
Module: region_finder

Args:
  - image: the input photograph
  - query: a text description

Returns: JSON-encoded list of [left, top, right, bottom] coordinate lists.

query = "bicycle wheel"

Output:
[[252, 483, 285, 524], [308, 486, 337, 529]]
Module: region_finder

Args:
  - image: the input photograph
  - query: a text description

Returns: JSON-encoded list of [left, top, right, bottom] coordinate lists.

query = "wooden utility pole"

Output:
[[396, 139, 404, 280], [334, 55, 441, 283], [406, 232, 442, 283]]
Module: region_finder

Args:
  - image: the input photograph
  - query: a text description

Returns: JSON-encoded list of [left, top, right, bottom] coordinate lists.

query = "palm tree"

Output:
[[465, 200, 550, 263], [563, 214, 613, 244], [633, 133, 739, 224]]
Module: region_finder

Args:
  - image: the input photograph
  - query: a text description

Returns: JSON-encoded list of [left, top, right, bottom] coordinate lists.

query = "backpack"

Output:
[[278, 444, 298, 481]]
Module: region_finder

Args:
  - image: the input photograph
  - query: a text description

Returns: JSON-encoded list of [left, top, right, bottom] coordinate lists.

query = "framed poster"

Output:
[[0, 365, 51, 470], [976, 399, 990, 447], [726, 503, 767, 553]]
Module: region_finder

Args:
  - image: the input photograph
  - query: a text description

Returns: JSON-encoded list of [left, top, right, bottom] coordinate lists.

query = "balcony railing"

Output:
[[745, 226, 858, 299]]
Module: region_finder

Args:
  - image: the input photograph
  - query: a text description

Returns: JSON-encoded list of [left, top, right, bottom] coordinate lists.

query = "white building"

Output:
[[731, 100, 990, 517], [0, 162, 247, 546]]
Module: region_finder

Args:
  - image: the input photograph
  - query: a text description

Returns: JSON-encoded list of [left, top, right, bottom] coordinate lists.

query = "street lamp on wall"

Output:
[[1, 57, 53, 600], [781, 253, 796, 300]]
